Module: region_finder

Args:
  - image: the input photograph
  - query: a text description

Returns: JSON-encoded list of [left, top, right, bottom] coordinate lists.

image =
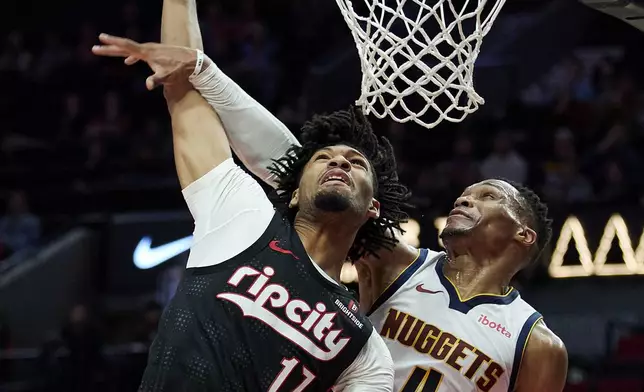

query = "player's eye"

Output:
[[351, 158, 367, 168], [315, 153, 330, 160], [482, 192, 496, 199]]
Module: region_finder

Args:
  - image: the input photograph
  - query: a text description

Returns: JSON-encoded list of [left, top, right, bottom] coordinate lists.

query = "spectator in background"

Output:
[[595, 161, 634, 204], [33, 34, 69, 81], [520, 56, 595, 107], [0, 309, 10, 382], [549, 128, 577, 165], [232, 22, 278, 104], [555, 56, 596, 104], [435, 134, 480, 195], [543, 162, 593, 205], [541, 128, 593, 205], [156, 263, 183, 307], [276, 94, 308, 130], [0, 31, 32, 74], [0, 190, 41, 260], [136, 302, 162, 346], [593, 122, 641, 177], [0, 310, 9, 350], [59, 93, 85, 141], [411, 167, 438, 210], [200, 3, 232, 63], [61, 304, 103, 392], [480, 131, 528, 183], [129, 117, 172, 174]]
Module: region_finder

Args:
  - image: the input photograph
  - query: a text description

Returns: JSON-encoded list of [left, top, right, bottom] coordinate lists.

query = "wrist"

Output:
[[191, 49, 205, 77], [188, 50, 217, 84]]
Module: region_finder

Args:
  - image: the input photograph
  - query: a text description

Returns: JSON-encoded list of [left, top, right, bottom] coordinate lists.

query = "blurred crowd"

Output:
[[399, 52, 644, 214], [2, 0, 644, 258], [0, 302, 161, 391], [0, 0, 342, 260]]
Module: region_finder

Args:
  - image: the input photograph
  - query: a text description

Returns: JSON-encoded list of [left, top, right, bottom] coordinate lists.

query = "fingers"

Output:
[[98, 33, 141, 52], [145, 72, 169, 91], [92, 33, 143, 58], [92, 45, 131, 58], [124, 56, 140, 65]]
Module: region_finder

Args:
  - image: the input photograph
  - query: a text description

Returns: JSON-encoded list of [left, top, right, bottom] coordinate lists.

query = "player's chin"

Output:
[[440, 223, 472, 238], [313, 189, 352, 213]]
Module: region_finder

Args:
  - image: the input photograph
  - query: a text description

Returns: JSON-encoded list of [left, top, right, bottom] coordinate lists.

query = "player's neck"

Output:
[[294, 217, 360, 283], [357, 242, 418, 309], [442, 254, 514, 298]]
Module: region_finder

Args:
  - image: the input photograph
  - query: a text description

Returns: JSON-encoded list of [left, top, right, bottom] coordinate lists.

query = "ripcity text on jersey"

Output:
[[139, 213, 373, 392], [368, 250, 542, 392]]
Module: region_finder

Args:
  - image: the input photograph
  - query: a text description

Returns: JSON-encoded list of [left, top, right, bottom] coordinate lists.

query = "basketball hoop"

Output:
[[336, 0, 507, 129]]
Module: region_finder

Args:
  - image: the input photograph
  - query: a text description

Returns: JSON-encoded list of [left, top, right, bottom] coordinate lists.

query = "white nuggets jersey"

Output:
[[368, 249, 542, 392]]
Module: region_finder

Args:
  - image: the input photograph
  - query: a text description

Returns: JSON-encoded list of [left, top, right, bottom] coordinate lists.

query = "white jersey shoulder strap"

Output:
[[367, 248, 442, 316]]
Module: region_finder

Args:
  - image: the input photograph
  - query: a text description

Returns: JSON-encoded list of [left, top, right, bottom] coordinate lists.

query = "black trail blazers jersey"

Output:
[[139, 213, 373, 392]]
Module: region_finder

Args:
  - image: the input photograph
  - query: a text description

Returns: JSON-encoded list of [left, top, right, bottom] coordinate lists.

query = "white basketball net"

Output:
[[336, 0, 507, 129]]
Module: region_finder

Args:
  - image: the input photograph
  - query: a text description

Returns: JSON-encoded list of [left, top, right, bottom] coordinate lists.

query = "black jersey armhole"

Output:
[[188, 211, 283, 275]]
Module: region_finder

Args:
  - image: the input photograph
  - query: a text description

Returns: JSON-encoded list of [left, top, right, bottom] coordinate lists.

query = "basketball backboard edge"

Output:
[[580, 0, 644, 31]]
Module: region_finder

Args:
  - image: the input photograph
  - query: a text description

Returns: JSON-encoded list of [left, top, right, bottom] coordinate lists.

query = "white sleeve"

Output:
[[181, 158, 275, 268], [189, 60, 300, 189], [333, 328, 394, 392]]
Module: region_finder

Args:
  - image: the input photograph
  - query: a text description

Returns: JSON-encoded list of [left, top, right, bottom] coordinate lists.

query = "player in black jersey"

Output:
[[92, 33, 410, 391]]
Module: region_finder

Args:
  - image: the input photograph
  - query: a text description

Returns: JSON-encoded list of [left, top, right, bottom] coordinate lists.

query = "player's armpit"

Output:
[[515, 321, 568, 392], [168, 89, 232, 189]]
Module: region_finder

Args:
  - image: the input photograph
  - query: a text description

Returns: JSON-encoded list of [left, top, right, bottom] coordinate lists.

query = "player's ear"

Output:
[[367, 198, 380, 219], [515, 226, 536, 247], [289, 189, 300, 209]]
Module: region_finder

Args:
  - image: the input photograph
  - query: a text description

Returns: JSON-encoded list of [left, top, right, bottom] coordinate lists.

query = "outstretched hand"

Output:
[[92, 33, 199, 91]]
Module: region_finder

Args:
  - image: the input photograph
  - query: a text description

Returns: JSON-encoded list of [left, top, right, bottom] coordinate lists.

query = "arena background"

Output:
[[1, 0, 644, 390]]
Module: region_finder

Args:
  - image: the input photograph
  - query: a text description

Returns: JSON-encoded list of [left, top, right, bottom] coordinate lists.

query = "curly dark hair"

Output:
[[502, 179, 553, 264], [267, 106, 411, 261]]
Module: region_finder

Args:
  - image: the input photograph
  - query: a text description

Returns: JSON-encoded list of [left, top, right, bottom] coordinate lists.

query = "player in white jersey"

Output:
[[106, 4, 568, 390], [368, 248, 541, 391], [362, 178, 565, 391]]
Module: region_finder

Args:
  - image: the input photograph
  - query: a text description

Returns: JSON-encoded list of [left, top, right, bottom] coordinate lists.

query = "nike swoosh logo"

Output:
[[416, 284, 443, 294], [133, 235, 193, 269], [268, 240, 299, 260]]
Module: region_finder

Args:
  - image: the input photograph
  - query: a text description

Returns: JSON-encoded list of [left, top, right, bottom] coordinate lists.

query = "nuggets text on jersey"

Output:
[[381, 308, 504, 392]]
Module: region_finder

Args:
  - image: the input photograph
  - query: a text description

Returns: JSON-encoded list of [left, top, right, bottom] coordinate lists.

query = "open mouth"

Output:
[[321, 169, 351, 186]]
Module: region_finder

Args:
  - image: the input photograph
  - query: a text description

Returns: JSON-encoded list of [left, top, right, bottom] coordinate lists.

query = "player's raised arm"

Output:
[[159, 0, 201, 100], [93, 36, 276, 267], [157, 0, 299, 188], [187, 60, 299, 188], [515, 321, 568, 392], [92, 35, 229, 189], [157, 0, 225, 190], [161, 0, 203, 50]]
